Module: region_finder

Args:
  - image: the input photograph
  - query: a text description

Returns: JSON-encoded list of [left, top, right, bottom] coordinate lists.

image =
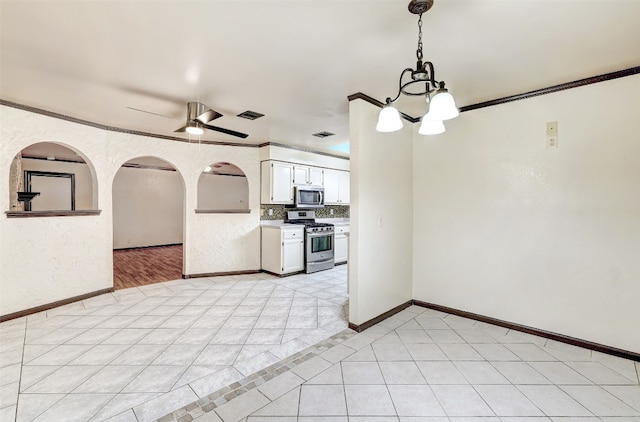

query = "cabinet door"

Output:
[[271, 162, 294, 203], [323, 169, 340, 204], [334, 235, 348, 263], [293, 166, 310, 186], [338, 171, 350, 204], [282, 239, 304, 273], [309, 167, 323, 186]]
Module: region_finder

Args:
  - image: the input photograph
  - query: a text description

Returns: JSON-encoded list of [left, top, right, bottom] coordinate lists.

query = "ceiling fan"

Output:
[[128, 101, 249, 139], [175, 102, 248, 138]]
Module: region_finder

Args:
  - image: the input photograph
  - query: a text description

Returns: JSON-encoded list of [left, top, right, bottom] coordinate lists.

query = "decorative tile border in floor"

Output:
[[155, 329, 356, 421]]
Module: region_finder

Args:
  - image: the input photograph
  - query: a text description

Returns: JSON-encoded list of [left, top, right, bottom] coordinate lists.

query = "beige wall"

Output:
[[413, 75, 640, 353], [21, 157, 93, 210], [113, 166, 184, 249], [348, 99, 414, 325], [197, 174, 248, 210]]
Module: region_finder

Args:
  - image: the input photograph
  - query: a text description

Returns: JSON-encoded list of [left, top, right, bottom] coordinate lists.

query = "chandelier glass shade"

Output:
[[377, 0, 458, 135]]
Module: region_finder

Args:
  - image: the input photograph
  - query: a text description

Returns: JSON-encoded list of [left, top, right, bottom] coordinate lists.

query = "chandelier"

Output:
[[376, 0, 459, 135]]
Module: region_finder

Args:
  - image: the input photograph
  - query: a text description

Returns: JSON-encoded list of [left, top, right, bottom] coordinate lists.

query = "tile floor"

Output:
[[0, 266, 349, 422], [189, 306, 640, 422]]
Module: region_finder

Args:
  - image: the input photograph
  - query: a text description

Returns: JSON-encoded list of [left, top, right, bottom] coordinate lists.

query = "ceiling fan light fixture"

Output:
[[186, 122, 204, 136]]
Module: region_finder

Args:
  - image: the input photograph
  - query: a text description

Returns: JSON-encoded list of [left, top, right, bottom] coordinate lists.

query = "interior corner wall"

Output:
[[348, 99, 413, 325], [412, 74, 640, 353]]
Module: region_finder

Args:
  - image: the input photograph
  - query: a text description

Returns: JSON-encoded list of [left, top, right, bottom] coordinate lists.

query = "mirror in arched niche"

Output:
[[8, 142, 98, 211], [197, 162, 249, 211]]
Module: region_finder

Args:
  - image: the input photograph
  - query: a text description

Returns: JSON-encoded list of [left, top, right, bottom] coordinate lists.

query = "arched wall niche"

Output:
[[197, 161, 249, 212], [8, 141, 98, 212]]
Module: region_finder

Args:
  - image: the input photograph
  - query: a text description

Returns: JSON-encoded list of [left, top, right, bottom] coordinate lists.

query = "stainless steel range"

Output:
[[285, 211, 335, 273]]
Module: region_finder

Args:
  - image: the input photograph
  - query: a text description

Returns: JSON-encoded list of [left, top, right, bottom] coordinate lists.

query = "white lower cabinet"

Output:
[[334, 225, 349, 264], [261, 226, 305, 275]]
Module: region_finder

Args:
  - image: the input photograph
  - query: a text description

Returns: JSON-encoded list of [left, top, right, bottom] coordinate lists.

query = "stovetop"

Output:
[[285, 210, 334, 230]]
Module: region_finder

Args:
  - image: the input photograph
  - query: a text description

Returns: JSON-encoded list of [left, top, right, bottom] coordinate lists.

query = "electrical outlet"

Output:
[[548, 136, 558, 149], [268, 208, 273, 216], [330, 208, 334, 215]]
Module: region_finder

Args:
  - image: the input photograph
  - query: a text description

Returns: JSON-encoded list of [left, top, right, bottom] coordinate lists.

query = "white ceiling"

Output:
[[2, 1, 639, 157]]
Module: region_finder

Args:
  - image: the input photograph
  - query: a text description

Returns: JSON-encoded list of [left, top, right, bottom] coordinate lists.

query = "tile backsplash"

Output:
[[260, 204, 350, 220]]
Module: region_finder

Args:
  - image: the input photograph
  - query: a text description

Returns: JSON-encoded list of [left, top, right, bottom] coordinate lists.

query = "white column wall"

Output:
[[413, 75, 640, 353], [348, 99, 414, 325], [0, 105, 260, 316]]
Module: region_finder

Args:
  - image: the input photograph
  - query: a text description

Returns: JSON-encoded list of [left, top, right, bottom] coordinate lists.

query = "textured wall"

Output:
[[413, 75, 640, 353], [0, 105, 260, 315], [348, 99, 414, 325]]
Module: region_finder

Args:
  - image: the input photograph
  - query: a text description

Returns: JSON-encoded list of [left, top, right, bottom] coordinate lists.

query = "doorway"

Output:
[[112, 157, 185, 289]]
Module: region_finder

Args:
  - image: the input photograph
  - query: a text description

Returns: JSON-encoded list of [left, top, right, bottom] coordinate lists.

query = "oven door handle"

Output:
[[307, 232, 335, 238]]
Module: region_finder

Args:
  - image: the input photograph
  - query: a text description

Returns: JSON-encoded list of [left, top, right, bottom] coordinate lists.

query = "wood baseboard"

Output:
[[348, 300, 413, 332], [413, 301, 640, 362], [182, 270, 261, 279], [0, 287, 115, 323]]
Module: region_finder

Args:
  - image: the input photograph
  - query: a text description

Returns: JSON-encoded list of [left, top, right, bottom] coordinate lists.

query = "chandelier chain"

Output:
[[416, 13, 423, 61]]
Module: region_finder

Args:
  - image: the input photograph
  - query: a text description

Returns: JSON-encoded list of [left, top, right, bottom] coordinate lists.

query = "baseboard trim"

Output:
[[413, 301, 640, 362], [114, 243, 183, 251], [0, 288, 115, 323], [348, 300, 413, 332], [182, 270, 262, 279]]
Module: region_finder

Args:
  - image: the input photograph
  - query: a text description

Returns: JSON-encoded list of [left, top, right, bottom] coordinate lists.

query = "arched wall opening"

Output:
[[112, 156, 185, 289], [197, 162, 249, 211], [8, 142, 98, 212]]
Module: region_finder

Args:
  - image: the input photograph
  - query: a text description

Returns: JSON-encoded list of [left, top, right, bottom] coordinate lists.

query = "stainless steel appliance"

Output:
[[286, 211, 334, 273], [294, 186, 324, 209]]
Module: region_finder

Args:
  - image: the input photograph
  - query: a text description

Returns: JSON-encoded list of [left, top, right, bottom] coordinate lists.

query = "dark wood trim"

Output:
[[258, 142, 350, 161], [182, 270, 262, 279], [5, 210, 102, 218], [0, 99, 258, 148], [24, 170, 75, 211], [348, 66, 640, 119], [121, 162, 176, 172], [0, 288, 115, 323], [113, 243, 183, 251], [459, 67, 640, 113], [348, 300, 413, 332], [347, 93, 419, 123], [194, 209, 251, 214], [412, 301, 640, 362]]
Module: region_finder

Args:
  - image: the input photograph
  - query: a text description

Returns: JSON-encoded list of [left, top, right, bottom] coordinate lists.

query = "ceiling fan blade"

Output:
[[202, 123, 249, 139], [174, 126, 187, 133], [196, 109, 223, 124], [126, 107, 181, 120]]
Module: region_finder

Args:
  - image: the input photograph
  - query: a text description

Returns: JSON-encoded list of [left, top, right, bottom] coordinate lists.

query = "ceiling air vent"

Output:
[[312, 131, 335, 138], [237, 110, 265, 120]]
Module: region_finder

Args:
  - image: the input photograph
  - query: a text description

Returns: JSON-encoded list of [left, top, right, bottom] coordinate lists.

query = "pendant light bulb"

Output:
[[419, 113, 445, 135], [376, 102, 403, 132], [429, 87, 459, 121]]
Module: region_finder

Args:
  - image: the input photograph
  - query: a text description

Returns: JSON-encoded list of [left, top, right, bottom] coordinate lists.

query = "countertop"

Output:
[[260, 218, 350, 228]]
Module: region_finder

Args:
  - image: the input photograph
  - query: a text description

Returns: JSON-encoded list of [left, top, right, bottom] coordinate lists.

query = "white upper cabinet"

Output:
[[261, 161, 293, 204], [293, 165, 324, 186], [324, 169, 350, 205], [309, 167, 324, 186]]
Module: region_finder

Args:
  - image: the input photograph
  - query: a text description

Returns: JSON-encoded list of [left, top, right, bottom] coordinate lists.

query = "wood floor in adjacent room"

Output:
[[113, 244, 183, 290]]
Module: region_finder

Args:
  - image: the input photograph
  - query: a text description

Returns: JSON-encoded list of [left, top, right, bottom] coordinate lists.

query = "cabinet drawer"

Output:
[[282, 229, 303, 239], [335, 226, 349, 234]]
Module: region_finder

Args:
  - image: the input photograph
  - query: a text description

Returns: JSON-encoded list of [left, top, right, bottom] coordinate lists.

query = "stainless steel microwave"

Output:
[[294, 186, 324, 208]]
